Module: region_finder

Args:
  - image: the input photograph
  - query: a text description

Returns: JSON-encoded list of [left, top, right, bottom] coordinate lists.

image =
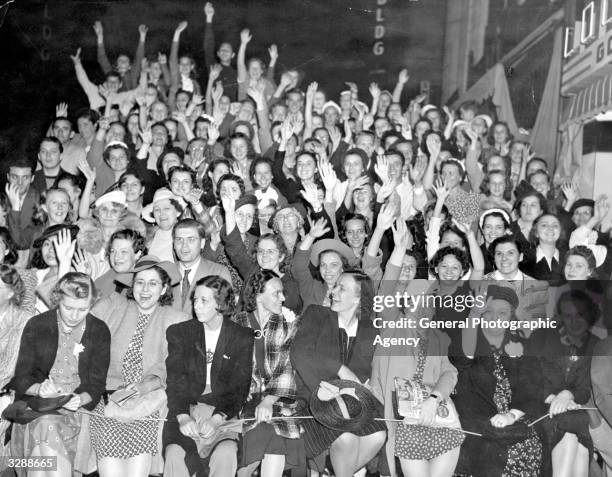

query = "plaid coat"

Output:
[[233, 309, 302, 438]]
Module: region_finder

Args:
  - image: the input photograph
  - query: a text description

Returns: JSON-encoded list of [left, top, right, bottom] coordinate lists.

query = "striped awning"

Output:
[[561, 74, 612, 128]]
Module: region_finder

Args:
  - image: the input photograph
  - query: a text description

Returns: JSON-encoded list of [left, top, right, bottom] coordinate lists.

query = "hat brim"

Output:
[[32, 225, 80, 248], [310, 239, 356, 268], [115, 260, 180, 287], [309, 379, 382, 432]]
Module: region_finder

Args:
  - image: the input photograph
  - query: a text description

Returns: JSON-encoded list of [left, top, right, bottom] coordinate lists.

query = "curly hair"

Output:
[[480, 169, 513, 201], [439, 222, 468, 250], [429, 246, 471, 279], [484, 154, 511, 175], [252, 233, 290, 273], [487, 121, 513, 146], [342, 270, 375, 321], [106, 228, 148, 259], [192, 275, 236, 320], [271, 207, 305, 234], [564, 245, 597, 278], [50, 272, 97, 308], [556, 289, 600, 327], [156, 146, 185, 178], [0, 227, 18, 265], [0, 264, 25, 307], [339, 213, 371, 250], [215, 173, 246, 204], [528, 213, 565, 247], [242, 269, 280, 312], [514, 190, 547, 217], [126, 266, 174, 306], [102, 142, 130, 169], [168, 164, 197, 189]]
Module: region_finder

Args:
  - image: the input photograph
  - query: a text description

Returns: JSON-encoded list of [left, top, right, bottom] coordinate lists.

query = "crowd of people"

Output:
[[1, 3, 612, 477]]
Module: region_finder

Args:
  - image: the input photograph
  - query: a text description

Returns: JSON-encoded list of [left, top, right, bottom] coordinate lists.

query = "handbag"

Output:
[[104, 388, 166, 421], [394, 377, 460, 427]]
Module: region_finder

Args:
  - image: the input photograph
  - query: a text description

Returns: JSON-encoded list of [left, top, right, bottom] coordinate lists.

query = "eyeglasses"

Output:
[[174, 236, 200, 246], [134, 279, 162, 288], [257, 248, 278, 257]]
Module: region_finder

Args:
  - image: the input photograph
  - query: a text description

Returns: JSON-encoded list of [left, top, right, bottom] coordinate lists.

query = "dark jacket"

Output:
[[9, 309, 111, 411], [165, 317, 254, 419], [291, 304, 378, 402]]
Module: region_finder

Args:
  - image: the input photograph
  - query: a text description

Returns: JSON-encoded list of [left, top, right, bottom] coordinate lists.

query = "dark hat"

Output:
[[235, 194, 258, 210], [486, 284, 519, 309], [310, 239, 357, 267], [569, 198, 595, 216], [29, 394, 73, 412], [513, 180, 543, 207], [33, 224, 80, 248], [310, 380, 382, 432], [115, 254, 180, 287]]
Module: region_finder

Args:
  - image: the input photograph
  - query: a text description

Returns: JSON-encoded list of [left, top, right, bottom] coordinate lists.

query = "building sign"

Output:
[[562, 0, 612, 94]]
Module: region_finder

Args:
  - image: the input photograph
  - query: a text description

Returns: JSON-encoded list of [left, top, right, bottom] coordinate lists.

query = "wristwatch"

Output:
[[429, 392, 442, 403]]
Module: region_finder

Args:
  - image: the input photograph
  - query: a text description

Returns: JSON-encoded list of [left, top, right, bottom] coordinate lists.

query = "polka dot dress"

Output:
[[394, 337, 465, 460], [90, 313, 159, 459]]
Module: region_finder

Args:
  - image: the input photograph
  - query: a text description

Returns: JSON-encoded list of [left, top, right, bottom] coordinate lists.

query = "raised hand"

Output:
[[425, 133, 441, 158], [300, 183, 321, 209], [594, 194, 610, 223], [184, 187, 204, 206], [138, 24, 148, 38], [221, 194, 236, 213], [230, 162, 245, 179], [77, 158, 96, 184], [204, 2, 215, 18], [93, 21, 103, 39], [392, 218, 413, 251], [362, 114, 374, 131], [158, 52, 168, 65], [328, 126, 341, 150], [376, 178, 395, 203], [97, 116, 110, 131], [209, 63, 222, 81], [240, 29, 252, 44], [207, 122, 220, 144], [433, 177, 450, 202], [369, 82, 381, 99], [70, 47, 82, 64], [409, 154, 427, 185], [279, 119, 294, 144], [279, 72, 293, 88], [374, 155, 389, 183], [306, 81, 318, 102], [345, 82, 358, 94], [398, 68, 410, 85], [72, 248, 93, 275], [560, 181, 578, 204], [55, 102, 68, 118], [452, 217, 474, 236], [268, 44, 278, 62], [318, 161, 338, 192], [5, 184, 22, 211], [176, 21, 188, 34], [308, 217, 330, 239], [414, 93, 427, 104], [52, 229, 76, 266]]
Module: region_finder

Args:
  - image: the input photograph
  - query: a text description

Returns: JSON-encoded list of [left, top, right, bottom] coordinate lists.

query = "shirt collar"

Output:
[[492, 269, 524, 281], [536, 246, 559, 265]]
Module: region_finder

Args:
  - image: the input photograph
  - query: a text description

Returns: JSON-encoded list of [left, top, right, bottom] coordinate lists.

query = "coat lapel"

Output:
[[210, 320, 230, 388]]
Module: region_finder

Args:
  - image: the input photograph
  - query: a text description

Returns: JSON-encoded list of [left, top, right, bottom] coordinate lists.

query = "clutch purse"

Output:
[[394, 377, 458, 426], [29, 394, 73, 412]]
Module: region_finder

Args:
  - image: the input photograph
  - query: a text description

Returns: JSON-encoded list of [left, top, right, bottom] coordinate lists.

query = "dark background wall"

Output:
[[0, 0, 446, 161]]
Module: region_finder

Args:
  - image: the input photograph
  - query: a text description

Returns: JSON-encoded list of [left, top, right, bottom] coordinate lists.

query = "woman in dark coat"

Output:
[[291, 271, 386, 477], [9, 272, 110, 477]]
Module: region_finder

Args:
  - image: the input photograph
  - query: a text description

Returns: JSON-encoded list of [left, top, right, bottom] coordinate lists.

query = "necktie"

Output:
[[181, 269, 191, 308]]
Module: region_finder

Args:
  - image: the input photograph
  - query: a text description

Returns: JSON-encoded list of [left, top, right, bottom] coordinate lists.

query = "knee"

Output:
[[165, 444, 186, 462], [370, 430, 387, 446], [211, 440, 238, 461], [332, 432, 359, 451]]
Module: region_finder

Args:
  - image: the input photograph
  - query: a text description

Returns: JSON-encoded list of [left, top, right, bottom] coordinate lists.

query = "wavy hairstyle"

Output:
[[126, 265, 174, 307], [242, 269, 280, 313], [192, 275, 236, 320], [0, 264, 25, 307]]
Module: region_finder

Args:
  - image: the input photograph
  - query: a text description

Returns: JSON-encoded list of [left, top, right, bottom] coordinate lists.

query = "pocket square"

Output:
[[223, 354, 231, 360]]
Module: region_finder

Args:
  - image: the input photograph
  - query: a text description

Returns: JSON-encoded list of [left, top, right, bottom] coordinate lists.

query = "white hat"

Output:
[[479, 208, 511, 229], [451, 119, 469, 130], [141, 188, 186, 223], [94, 190, 127, 209], [420, 104, 438, 116], [474, 114, 493, 129], [322, 101, 342, 114], [104, 140, 129, 151]]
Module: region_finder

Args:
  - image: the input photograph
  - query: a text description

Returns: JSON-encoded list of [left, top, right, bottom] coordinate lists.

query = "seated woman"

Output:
[[271, 206, 305, 261], [163, 276, 254, 477], [478, 208, 511, 275], [371, 220, 463, 477], [291, 271, 387, 477], [0, 265, 34, 390], [528, 289, 600, 477], [454, 284, 548, 477], [9, 272, 110, 477], [95, 228, 148, 297], [338, 213, 371, 268], [509, 188, 546, 258], [89, 256, 189, 477], [232, 270, 303, 477]]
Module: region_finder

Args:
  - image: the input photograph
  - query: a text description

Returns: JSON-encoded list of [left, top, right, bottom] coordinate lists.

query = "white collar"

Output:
[[536, 246, 559, 265], [492, 269, 524, 281]]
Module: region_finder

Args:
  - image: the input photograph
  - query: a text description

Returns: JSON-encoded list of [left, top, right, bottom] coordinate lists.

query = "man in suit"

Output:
[[163, 275, 254, 477], [32, 137, 69, 195], [5, 158, 40, 252], [590, 336, 612, 476], [171, 218, 232, 313]]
